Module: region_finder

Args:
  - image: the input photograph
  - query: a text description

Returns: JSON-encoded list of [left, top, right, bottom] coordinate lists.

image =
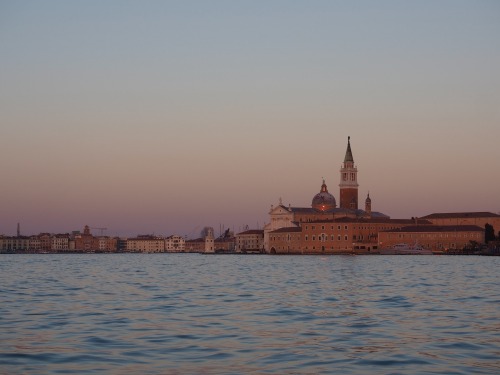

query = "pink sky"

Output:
[[1, 1, 499, 237]]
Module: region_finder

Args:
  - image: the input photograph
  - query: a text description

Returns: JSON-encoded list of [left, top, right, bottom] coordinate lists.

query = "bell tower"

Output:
[[204, 227, 215, 253], [339, 136, 359, 209], [365, 192, 372, 215]]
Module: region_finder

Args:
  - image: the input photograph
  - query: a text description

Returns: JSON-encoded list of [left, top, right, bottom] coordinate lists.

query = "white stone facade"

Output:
[[126, 236, 165, 253], [165, 235, 186, 252], [263, 203, 296, 252], [236, 230, 264, 253]]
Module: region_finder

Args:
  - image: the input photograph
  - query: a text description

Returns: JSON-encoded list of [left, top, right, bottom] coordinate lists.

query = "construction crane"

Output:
[[91, 227, 108, 236]]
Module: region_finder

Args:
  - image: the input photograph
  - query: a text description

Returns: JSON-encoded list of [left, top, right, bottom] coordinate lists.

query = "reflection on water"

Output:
[[1, 254, 499, 374]]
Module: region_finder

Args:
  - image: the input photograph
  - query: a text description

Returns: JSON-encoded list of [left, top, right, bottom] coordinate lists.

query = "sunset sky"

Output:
[[1, 1, 499, 237]]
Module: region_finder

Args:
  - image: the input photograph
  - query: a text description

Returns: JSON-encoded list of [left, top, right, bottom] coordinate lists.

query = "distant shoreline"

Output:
[[2, 250, 499, 256]]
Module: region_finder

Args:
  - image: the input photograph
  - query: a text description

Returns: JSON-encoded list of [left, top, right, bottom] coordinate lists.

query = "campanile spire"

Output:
[[344, 136, 354, 163], [339, 136, 359, 209]]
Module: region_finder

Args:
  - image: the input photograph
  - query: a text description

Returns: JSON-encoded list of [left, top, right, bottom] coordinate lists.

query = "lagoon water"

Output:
[[1, 254, 499, 374]]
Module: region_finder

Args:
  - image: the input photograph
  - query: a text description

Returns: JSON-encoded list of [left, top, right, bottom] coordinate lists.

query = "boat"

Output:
[[380, 243, 433, 255]]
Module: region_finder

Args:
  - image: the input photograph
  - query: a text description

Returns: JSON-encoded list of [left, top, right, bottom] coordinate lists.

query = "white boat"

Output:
[[380, 243, 433, 255]]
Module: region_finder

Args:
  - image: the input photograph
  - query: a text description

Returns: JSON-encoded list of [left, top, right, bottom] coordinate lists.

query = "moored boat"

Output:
[[380, 243, 433, 255]]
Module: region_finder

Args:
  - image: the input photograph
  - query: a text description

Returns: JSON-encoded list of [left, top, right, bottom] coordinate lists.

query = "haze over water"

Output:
[[1, 254, 499, 374]]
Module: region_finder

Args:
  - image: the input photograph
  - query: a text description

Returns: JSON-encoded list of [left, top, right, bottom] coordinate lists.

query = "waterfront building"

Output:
[[378, 225, 485, 251], [184, 228, 217, 253], [235, 230, 264, 253], [205, 228, 215, 253], [268, 218, 430, 254], [184, 228, 235, 253], [71, 226, 117, 252], [268, 227, 302, 254], [74, 226, 99, 251], [214, 236, 236, 253], [185, 237, 205, 252], [0, 236, 30, 252], [1, 233, 75, 252], [126, 235, 165, 253], [264, 137, 389, 252], [165, 235, 186, 252], [51, 234, 70, 251], [117, 238, 128, 252], [29, 236, 41, 251], [420, 212, 500, 233], [96, 236, 117, 252], [38, 233, 52, 252]]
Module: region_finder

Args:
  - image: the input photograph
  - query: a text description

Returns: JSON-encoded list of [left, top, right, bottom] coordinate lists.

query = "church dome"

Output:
[[312, 180, 336, 211]]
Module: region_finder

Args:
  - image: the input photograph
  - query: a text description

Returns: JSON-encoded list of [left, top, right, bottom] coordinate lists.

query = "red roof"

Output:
[[302, 218, 431, 225], [421, 212, 500, 219], [381, 225, 484, 233], [270, 227, 302, 233], [237, 230, 264, 235]]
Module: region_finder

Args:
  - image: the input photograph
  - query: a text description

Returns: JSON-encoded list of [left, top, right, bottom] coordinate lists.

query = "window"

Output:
[[338, 235, 341, 241], [312, 236, 315, 241], [344, 235, 348, 241], [321, 226, 325, 230], [344, 225, 348, 230]]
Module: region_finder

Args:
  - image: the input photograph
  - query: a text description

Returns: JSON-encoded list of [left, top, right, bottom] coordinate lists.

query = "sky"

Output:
[[1, 1, 499, 237]]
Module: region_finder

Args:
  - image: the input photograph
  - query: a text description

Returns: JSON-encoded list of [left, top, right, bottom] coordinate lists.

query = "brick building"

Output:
[[378, 225, 485, 251], [420, 212, 500, 233], [236, 229, 265, 253], [269, 218, 430, 254]]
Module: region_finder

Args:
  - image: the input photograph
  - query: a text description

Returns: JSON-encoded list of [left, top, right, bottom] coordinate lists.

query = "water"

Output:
[[1, 254, 499, 374]]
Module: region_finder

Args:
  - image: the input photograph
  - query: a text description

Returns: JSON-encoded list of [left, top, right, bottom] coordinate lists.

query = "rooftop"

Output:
[[270, 227, 302, 233], [421, 212, 500, 219], [381, 225, 484, 233], [237, 229, 264, 235], [285, 205, 389, 218], [300, 217, 412, 225]]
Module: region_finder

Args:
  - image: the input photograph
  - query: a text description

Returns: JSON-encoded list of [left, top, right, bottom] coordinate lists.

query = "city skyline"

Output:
[[1, 1, 499, 237]]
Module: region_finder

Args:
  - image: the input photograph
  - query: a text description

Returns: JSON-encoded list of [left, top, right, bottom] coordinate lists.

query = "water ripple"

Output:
[[0, 254, 499, 374]]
